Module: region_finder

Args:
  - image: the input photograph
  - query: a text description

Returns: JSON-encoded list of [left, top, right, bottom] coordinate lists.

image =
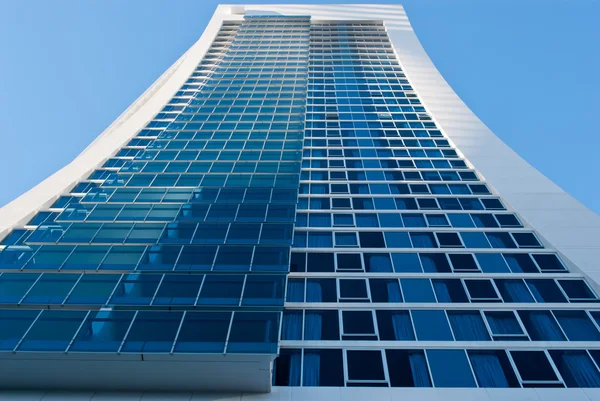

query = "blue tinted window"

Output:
[[412, 310, 453, 341], [401, 279, 435, 302], [427, 350, 476, 387]]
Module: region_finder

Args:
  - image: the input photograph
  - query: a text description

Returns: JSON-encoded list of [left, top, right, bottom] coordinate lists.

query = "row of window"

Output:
[[171, 106, 306, 115], [174, 110, 305, 122], [0, 273, 283, 307], [281, 308, 600, 342], [0, 309, 279, 354], [78, 186, 297, 205], [289, 251, 565, 274], [306, 120, 432, 129], [135, 130, 303, 142], [116, 160, 302, 175], [300, 183, 487, 196], [297, 212, 520, 229], [305, 146, 454, 159], [274, 348, 600, 388], [57, 203, 295, 224], [95, 172, 301, 189], [298, 196, 503, 211], [0, 244, 289, 272], [168, 98, 305, 108], [293, 230, 542, 250], [130, 148, 304, 162], [303, 159, 464, 170], [24, 222, 294, 246], [285, 277, 595, 304], [300, 170, 476, 182]]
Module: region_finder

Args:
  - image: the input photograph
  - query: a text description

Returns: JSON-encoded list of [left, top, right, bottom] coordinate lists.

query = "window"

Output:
[[436, 232, 463, 247], [447, 311, 490, 341], [468, 350, 520, 388], [432, 279, 469, 303], [122, 311, 183, 353], [304, 310, 339, 341], [448, 253, 479, 272], [550, 350, 600, 388], [70, 311, 134, 352], [359, 232, 385, 248], [464, 279, 500, 302], [401, 279, 435, 302], [303, 349, 344, 386], [554, 310, 600, 341], [518, 310, 566, 341], [197, 275, 244, 306], [484, 311, 528, 341], [342, 311, 377, 340], [227, 312, 279, 353], [386, 349, 431, 387], [346, 350, 387, 386], [339, 279, 369, 302], [384, 232, 411, 248], [512, 232, 542, 248], [558, 280, 597, 302], [376, 310, 414, 341], [174, 311, 231, 353], [510, 351, 562, 387], [412, 310, 453, 341], [334, 232, 358, 247], [18, 310, 88, 351], [307, 252, 335, 272], [427, 350, 476, 387]]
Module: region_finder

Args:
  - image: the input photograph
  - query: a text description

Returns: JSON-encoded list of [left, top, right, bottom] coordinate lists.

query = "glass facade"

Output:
[[1, 13, 600, 391]]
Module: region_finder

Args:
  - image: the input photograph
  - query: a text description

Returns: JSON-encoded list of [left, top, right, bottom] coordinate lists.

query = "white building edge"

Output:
[[1, 4, 599, 401]]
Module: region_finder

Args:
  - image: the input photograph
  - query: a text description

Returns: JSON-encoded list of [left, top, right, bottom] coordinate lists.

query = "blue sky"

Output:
[[0, 0, 599, 213]]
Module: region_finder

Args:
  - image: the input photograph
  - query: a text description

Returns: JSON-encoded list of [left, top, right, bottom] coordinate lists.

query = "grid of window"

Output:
[[272, 21, 600, 388], [0, 15, 312, 357]]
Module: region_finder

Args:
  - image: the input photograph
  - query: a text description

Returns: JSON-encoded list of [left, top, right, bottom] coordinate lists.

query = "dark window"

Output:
[[526, 279, 567, 303], [386, 349, 431, 387], [558, 280, 597, 301], [304, 310, 339, 341], [376, 310, 414, 341], [510, 351, 561, 386], [468, 350, 520, 388], [274, 349, 301, 386], [307, 252, 334, 272], [342, 311, 376, 340], [432, 279, 469, 303], [339, 279, 369, 302], [303, 349, 344, 386], [336, 253, 362, 271], [347, 350, 386, 382], [359, 232, 385, 248], [436, 232, 463, 247], [464, 279, 500, 302], [449, 253, 479, 272]]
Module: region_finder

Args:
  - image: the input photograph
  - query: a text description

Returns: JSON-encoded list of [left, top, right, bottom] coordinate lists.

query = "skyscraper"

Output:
[[1, 3, 599, 400]]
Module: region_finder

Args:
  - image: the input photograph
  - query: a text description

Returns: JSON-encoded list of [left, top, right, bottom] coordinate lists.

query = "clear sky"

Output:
[[0, 0, 599, 213]]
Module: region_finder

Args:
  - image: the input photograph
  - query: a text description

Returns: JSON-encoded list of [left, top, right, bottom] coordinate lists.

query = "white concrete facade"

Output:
[[1, 4, 599, 400]]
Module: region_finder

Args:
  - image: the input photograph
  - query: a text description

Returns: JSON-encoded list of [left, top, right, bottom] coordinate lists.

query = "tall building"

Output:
[[0, 4, 599, 401]]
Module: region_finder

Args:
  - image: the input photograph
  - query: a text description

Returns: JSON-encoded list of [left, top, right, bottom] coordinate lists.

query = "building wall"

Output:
[[0, 4, 599, 399]]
